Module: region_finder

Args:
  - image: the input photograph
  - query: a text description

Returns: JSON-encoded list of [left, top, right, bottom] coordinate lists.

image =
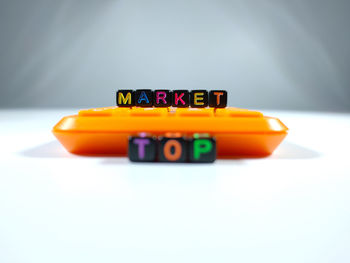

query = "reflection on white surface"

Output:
[[1, 110, 350, 263]]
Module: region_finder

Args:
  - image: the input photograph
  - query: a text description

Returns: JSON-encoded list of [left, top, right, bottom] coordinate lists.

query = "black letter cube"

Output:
[[172, 90, 190, 107], [153, 90, 172, 107], [189, 135, 216, 163], [135, 89, 153, 107], [158, 136, 188, 162], [128, 136, 157, 162], [209, 90, 227, 108], [116, 90, 134, 107], [190, 90, 208, 108]]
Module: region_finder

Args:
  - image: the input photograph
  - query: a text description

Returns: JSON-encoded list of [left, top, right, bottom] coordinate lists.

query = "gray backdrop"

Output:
[[0, 0, 349, 111]]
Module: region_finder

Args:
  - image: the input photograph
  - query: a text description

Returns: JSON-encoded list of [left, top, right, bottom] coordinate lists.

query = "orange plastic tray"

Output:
[[52, 107, 288, 157]]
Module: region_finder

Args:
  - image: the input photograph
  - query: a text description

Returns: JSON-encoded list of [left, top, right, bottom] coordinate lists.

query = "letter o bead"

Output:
[[158, 137, 188, 162]]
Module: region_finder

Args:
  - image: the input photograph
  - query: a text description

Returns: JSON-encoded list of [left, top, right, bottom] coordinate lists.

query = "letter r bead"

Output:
[[154, 90, 172, 107]]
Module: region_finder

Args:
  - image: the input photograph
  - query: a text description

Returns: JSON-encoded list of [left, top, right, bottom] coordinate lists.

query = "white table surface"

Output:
[[1, 109, 350, 263]]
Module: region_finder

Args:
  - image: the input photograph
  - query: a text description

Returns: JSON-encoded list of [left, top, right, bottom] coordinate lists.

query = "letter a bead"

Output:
[[128, 136, 157, 162], [135, 89, 153, 107]]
